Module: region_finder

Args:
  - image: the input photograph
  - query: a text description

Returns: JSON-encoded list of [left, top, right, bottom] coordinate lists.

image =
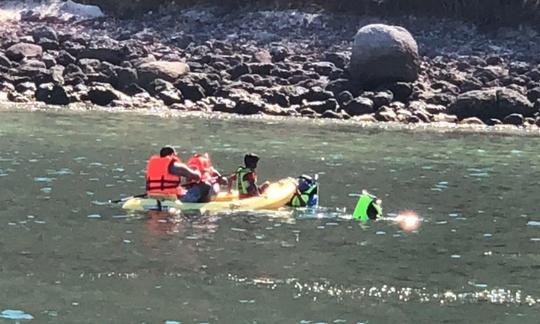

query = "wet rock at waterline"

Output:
[[449, 88, 534, 121]]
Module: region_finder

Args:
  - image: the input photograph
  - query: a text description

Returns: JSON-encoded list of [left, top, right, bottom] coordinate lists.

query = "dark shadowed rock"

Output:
[[304, 62, 338, 76], [385, 82, 413, 102], [234, 98, 265, 115], [302, 87, 334, 102], [56, 50, 77, 66], [372, 91, 394, 109], [324, 52, 349, 69], [157, 89, 183, 105], [486, 56, 504, 66], [350, 24, 420, 86], [326, 79, 354, 96], [228, 63, 251, 80], [270, 46, 289, 62], [426, 93, 457, 107], [15, 81, 36, 93], [35, 83, 70, 105], [248, 63, 274, 76], [122, 83, 146, 96], [262, 90, 289, 107], [210, 97, 236, 113], [38, 38, 59, 51], [6, 43, 43, 61], [344, 97, 374, 116], [175, 80, 205, 101], [115, 67, 138, 90], [79, 37, 128, 65], [503, 113, 524, 125], [337, 91, 354, 106], [32, 26, 58, 43], [16, 65, 57, 85], [281, 86, 309, 105], [527, 87, 540, 102], [87, 83, 122, 106], [0, 53, 12, 68], [137, 61, 190, 86], [42, 53, 57, 68]]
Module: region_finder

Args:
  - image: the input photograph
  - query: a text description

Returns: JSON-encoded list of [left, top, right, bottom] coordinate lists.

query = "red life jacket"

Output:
[[187, 153, 214, 182], [145, 154, 186, 196]]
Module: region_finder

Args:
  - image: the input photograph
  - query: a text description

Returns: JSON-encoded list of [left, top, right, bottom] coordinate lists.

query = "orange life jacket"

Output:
[[187, 153, 214, 182], [145, 154, 186, 196]]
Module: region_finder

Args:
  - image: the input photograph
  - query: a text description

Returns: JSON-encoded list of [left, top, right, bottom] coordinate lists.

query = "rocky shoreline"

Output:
[[2, 2, 540, 129]]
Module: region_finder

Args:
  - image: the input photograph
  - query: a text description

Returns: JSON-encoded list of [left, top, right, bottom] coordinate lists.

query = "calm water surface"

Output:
[[0, 110, 539, 323]]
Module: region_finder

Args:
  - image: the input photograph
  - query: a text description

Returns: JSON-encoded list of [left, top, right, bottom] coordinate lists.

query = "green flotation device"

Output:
[[353, 192, 383, 222]]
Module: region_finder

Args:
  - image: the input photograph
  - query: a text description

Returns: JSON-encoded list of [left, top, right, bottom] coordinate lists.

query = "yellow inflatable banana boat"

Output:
[[121, 177, 297, 212]]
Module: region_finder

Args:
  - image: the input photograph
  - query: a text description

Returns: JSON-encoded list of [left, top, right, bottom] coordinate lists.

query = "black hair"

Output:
[[160, 146, 176, 157], [244, 153, 259, 169]]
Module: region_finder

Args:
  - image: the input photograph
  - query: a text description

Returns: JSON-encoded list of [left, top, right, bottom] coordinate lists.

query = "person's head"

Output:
[[244, 153, 259, 169], [159, 145, 177, 157]]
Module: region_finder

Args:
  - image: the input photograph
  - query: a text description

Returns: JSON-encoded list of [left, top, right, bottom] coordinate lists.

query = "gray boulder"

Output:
[[449, 88, 534, 121], [79, 37, 128, 65], [137, 61, 190, 86], [32, 26, 58, 43], [6, 43, 43, 61], [350, 24, 420, 86]]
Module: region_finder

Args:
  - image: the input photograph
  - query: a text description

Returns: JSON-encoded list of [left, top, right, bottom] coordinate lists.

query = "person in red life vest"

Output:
[[186, 152, 228, 200], [145, 146, 212, 203], [228, 153, 270, 199]]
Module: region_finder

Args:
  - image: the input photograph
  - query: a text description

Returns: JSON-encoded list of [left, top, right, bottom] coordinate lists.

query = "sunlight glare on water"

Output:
[[1, 110, 540, 323]]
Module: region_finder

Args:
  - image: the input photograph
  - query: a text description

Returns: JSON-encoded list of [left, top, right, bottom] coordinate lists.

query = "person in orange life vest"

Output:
[[228, 153, 270, 199], [186, 153, 228, 200], [146, 146, 210, 203]]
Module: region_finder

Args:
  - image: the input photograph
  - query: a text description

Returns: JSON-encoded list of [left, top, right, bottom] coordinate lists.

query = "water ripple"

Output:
[[227, 274, 540, 307]]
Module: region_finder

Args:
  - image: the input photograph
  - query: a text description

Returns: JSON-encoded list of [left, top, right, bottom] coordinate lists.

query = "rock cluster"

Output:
[[1, 3, 539, 127]]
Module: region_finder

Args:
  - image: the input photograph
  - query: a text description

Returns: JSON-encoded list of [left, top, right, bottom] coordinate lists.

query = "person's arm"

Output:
[[245, 173, 260, 196], [169, 161, 201, 181]]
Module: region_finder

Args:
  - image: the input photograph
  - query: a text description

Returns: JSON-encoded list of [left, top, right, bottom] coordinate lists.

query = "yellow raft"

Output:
[[122, 177, 297, 212]]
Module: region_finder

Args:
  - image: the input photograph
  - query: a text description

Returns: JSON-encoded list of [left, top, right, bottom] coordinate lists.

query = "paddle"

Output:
[[109, 193, 147, 204]]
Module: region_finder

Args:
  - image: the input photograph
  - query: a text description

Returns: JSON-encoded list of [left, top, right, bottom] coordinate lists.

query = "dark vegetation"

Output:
[[82, 0, 540, 26]]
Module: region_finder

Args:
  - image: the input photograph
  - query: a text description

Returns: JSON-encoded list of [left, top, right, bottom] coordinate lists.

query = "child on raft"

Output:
[[228, 153, 270, 199]]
